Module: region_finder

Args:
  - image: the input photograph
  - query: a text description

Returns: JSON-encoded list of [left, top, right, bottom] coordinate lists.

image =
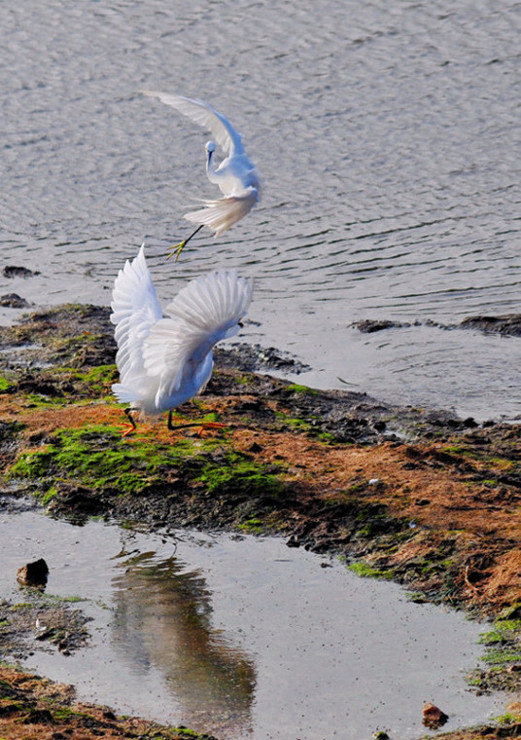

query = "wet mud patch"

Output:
[[351, 312, 521, 337], [0, 594, 90, 661], [0, 304, 521, 739], [0, 666, 217, 740]]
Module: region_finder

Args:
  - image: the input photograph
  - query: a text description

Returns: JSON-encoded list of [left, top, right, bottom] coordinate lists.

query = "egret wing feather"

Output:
[[143, 270, 253, 398], [110, 244, 163, 400], [142, 91, 243, 156]]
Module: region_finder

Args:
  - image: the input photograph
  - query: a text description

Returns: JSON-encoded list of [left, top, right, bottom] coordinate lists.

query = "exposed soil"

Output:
[[0, 303, 520, 740], [0, 666, 217, 739], [352, 312, 521, 337]]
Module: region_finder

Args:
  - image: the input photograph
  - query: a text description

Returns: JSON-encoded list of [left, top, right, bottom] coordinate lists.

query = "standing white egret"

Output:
[[143, 91, 261, 259], [110, 244, 253, 434]]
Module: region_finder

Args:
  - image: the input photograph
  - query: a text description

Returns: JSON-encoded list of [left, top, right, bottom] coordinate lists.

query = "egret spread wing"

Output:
[[143, 270, 253, 398], [142, 91, 243, 156], [110, 244, 163, 397]]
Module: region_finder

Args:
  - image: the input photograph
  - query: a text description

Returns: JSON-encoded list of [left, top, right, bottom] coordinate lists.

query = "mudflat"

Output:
[[0, 304, 520, 740]]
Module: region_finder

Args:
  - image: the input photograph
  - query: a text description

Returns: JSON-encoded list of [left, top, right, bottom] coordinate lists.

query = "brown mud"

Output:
[[0, 304, 520, 740]]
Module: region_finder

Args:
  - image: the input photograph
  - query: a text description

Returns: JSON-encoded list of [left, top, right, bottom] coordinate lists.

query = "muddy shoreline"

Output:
[[0, 303, 520, 739]]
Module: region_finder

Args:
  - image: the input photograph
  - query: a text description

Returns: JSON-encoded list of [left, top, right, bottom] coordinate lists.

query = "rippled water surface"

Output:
[[1, 0, 520, 418], [0, 504, 504, 739]]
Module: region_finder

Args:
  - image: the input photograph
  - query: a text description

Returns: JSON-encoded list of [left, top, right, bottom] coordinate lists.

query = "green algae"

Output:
[[285, 383, 318, 396], [54, 364, 118, 397], [466, 617, 521, 694], [8, 424, 203, 496], [7, 421, 287, 508], [197, 452, 285, 499], [348, 562, 394, 580], [238, 517, 265, 534], [0, 377, 14, 393]]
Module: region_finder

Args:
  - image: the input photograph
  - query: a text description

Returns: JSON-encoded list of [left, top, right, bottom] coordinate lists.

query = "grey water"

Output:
[[1, 0, 520, 421], [0, 503, 505, 740]]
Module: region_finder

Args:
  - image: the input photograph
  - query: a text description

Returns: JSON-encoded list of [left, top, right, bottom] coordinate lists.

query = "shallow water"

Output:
[[0, 502, 504, 740], [0, 0, 520, 420]]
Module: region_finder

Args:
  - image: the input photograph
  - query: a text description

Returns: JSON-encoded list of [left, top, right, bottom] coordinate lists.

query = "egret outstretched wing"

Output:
[[142, 91, 243, 156], [111, 246, 253, 422], [143, 269, 253, 400], [110, 243, 162, 391]]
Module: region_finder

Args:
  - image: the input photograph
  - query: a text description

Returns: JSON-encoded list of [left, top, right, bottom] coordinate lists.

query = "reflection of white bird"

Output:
[[110, 244, 253, 433], [143, 91, 260, 259]]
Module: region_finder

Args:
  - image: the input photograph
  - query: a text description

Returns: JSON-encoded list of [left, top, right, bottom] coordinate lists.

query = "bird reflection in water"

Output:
[[110, 548, 256, 738]]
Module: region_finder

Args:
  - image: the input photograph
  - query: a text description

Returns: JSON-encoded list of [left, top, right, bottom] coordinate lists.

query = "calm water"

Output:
[[0, 503, 504, 739], [1, 0, 520, 419]]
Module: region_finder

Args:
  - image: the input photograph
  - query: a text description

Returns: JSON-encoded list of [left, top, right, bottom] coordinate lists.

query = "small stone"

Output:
[[2, 265, 40, 278], [286, 535, 300, 548], [0, 293, 29, 308], [17, 558, 49, 586], [422, 702, 448, 728]]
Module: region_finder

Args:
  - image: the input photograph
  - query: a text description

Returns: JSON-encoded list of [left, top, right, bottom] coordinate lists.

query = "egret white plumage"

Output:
[[110, 244, 253, 433], [143, 91, 260, 259]]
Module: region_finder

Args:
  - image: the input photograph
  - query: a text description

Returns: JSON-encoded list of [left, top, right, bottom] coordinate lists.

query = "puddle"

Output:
[[0, 500, 505, 739]]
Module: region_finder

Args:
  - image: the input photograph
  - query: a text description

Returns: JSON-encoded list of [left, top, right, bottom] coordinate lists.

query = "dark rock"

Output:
[[16, 375, 63, 397], [0, 293, 30, 308], [459, 313, 521, 337], [352, 319, 407, 333], [2, 265, 40, 279], [22, 708, 53, 724], [16, 558, 49, 586], [214, 342, 311, 374]]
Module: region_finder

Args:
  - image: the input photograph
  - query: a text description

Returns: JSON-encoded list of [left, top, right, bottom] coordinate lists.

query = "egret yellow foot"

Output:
[[166, 240, 187, 262], [165, 224, 205, 261]]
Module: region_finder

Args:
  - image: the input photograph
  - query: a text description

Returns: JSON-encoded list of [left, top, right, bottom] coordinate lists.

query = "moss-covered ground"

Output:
[[0, 304, 521, 739]]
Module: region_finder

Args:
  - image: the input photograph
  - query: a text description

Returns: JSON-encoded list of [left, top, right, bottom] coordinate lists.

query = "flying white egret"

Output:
[[143, 91, 261, 259], [110, 244, 253, 434]]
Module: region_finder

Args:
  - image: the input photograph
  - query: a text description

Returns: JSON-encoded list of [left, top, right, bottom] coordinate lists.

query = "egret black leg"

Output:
[[167, 410, 225, 436], [124, 407, 136, 431], [167, 224, 205, 262], [167, 411, 199, 430]]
